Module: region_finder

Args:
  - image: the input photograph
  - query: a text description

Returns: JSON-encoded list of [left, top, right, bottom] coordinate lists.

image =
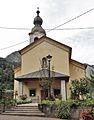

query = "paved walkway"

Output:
[[0, 115, 61, 120], [17, 103, 38, 106]]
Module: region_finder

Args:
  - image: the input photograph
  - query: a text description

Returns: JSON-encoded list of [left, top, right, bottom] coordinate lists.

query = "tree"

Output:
[[86, 70, 94, 98], [39, 69, 55, 100], [70, 78, 89, 100], [0, 61, 14, 112], [0, 61, 14, 99]]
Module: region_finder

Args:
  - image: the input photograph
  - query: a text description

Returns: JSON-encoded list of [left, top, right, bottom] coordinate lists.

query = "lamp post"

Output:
[[46, 54, 52, 98]]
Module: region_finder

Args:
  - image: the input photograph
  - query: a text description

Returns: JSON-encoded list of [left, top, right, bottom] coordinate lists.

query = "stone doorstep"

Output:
[[2, 112, 45, 117], [17, 103, 38, 106], [2, 103, 45, 117]]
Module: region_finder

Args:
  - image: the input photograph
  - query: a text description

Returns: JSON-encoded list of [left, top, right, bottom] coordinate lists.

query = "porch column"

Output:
[[61, 80, 66, 101], [18, 81, 23, 96]]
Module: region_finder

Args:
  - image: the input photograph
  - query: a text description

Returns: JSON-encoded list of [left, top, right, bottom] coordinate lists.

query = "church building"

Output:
[[14, 9, 86, 102]]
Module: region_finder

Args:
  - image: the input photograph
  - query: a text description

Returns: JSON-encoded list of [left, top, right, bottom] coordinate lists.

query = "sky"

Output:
[[0, 0, 94, 65]]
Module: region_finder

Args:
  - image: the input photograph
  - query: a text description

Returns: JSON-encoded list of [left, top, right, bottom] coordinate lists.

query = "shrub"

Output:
[[41, 100, 54, 106], [0, 99, 16, 106], [66, 99, 80, 108], [20, 94, 27, 100], [57, 101, 71, 119], [41, 99, 62, 106], [81, 98, 94, 106], [17, 99, 32, 104]]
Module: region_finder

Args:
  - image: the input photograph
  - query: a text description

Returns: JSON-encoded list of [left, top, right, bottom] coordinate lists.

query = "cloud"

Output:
[[66, 30, 94, 64]]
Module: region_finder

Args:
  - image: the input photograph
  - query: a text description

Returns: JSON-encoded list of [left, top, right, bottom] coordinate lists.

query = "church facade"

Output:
[[14, 10, 86, 102]]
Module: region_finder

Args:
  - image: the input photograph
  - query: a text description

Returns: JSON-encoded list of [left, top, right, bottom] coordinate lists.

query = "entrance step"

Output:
[[2, 103, 45, 117]]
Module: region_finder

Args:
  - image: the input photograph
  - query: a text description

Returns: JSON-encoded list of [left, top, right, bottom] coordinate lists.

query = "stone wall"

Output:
[[38, 104, 82, 119]]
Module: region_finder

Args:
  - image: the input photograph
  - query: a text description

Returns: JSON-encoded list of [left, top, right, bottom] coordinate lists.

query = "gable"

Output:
[[20, 36, 72, 58], [20, 37, 71, 75]]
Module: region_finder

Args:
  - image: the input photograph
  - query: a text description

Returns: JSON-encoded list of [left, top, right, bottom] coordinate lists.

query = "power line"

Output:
[[47, 7, 94, 32], [0, 26, 30, 30], [45, 27, 94, 30], [1, 26, 94, 31], [0, 8, 94, 31], [1, 27, 94, 51], [1, 7, 94, 50], [1, 40, 28, 50]]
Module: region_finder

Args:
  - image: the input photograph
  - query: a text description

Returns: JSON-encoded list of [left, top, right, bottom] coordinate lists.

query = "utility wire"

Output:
[[1, 26, 94, 31], [0, 8, 94, 31], [1, 27, 94, 50], [0, 40, 28, 50], [0, 26, 30, 30], [1, 7, 94, 50], [47, 7, 94, 32], [45, 27, 94, 30]]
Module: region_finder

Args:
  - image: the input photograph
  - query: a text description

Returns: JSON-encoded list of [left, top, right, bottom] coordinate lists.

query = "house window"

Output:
[[29, 89, 36, 97], [54, 89, 60, 97]]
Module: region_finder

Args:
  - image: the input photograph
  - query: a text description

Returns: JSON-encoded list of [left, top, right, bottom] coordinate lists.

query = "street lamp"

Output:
[[46, 54, 52, 98]]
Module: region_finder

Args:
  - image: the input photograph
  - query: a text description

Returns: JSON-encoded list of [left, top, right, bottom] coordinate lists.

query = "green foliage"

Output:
[[40, 99, 94, 119], [89, 70, 94, 85], [41, 100, 54, 106], [70, 78, 89, 100], [0, 62, 14, 91], [17, 99, 32, 105], [70, 80, 79, 99], [41, 99, 62, 106], [81, 98, 94, 106], [57, 101, 71, 119], [86, 70, 94, 95], [79, 78, 89, 95], [0, 99, 16, 106], [20, 94, 27, 100], [66, 99, 80, 108], [0, 60, 14, 100], [39, 68, 55, 99]]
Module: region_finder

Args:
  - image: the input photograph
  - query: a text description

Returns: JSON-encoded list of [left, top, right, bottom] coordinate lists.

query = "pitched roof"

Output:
[[20, 36, 72, 59], [70, 59, 86, 69], [15, 69, 69, 81]]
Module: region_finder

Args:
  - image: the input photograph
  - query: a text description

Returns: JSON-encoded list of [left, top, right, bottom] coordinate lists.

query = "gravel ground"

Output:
[[0, 115, 61, 120]]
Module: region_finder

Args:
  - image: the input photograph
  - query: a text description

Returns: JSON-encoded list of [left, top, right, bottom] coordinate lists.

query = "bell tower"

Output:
[[29, 8, 46, 43]]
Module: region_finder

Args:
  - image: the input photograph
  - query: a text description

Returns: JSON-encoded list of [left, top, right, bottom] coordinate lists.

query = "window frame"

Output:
[[29, 89, 36, 97]]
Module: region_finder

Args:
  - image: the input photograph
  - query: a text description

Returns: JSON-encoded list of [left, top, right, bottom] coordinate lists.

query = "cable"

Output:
[[47, 7, 94, 32], [1, 26, 94, 31], [45, 27, 94, 30], [0, 26, 30, 30], [1, 26, 94, 51], [0, 7, 94, 31], [0, 40, 28, 50], [1, 7, 94, 50], [0, 26, 93, 50]]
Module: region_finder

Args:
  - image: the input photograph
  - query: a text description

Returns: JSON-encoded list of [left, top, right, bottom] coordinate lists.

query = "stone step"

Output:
[[9, 109, 40, 111], [2, 104, 45, 117], [17, 103, 38, 106], [5, 110, 42, 113], [14, 106, 38, 108], [2, 112, 45, 117], [16, 105, 38, 107], [11, 107, 39, 111]]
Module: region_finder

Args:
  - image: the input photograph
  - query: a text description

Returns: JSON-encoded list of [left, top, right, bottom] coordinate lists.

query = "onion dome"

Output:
[[33, 10, 43, 26]]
